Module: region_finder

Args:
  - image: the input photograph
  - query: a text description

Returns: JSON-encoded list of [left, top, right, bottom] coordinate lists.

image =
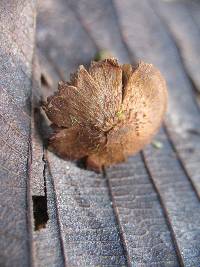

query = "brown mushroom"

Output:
[[43, 58, 168, 172]]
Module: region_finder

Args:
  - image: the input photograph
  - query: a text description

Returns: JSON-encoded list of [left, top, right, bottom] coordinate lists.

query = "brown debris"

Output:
[[43, 58, 168, 172]]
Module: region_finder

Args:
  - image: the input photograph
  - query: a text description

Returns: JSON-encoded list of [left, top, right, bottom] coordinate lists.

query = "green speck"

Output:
[[95, 143, 100, 151], [152, 140, 163, 149], [116, 110, 124, 119], [94, 50, 113, 61], [92, 143, 100, 153]]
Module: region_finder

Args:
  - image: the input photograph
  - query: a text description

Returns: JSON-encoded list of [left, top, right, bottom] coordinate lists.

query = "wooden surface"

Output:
[[1, 0, 200, 266], [0, 0, 35, 266]]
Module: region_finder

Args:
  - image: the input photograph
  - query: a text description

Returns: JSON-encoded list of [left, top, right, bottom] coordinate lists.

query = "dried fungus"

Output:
[[43, 58, 168, 172]]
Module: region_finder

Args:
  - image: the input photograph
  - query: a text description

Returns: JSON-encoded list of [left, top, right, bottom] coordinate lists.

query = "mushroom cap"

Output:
[[43, 58, 168, 171]]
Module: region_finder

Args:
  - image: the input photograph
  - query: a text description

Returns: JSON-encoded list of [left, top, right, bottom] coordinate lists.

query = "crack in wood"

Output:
[[32, 151, 49, 231], [45, 153, 68, 267], [140, 151, 184, 267], [103, 167, 130, 267], [163, 123, 200, 201]]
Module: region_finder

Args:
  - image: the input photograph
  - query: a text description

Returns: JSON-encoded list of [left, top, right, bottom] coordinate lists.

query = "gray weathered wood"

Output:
[[30, 54, 65, 267], [0, 0, 36, 266], [153, 0, 200, 93], [106, 154, 179, 266], [47, 152, 126, 266], [151, 0, 200, 197], [67, 0, 131, 63], [143, 128, 200, 267], [31, 156, 65, 267]]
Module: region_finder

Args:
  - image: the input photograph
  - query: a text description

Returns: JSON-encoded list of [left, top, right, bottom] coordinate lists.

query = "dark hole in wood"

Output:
[[41, 73, 50, 87], [32, 195, 49, 231]]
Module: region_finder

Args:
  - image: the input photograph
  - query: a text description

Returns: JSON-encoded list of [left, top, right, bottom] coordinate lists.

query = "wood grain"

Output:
[[0, 0, 35, 266], [151, 0, 200, 198], [106, 154, 179, 266], [47, 152, 126, 266], [143, 128, 200, 266]]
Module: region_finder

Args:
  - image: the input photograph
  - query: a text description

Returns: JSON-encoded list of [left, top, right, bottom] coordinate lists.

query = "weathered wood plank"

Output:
[[29, 54, 65, 267], [187, 0, 200, 107], [30, 55, 45, 197], [143, 128, 200, 267], [152, 0, 200, 93], [47, 152, 126, 266], [151, 0, 200, 198], [188, 0, 200, 33], [31, 157, 65, 267], [0, 0, 36, 266], [106, 154, 179, 266]]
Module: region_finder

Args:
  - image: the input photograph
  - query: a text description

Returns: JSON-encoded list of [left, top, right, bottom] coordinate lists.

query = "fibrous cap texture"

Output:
[[43, 58, 168, 171]]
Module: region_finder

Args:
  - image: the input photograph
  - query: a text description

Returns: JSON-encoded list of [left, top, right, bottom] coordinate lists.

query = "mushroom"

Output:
[[43, 58, 168, 172]]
